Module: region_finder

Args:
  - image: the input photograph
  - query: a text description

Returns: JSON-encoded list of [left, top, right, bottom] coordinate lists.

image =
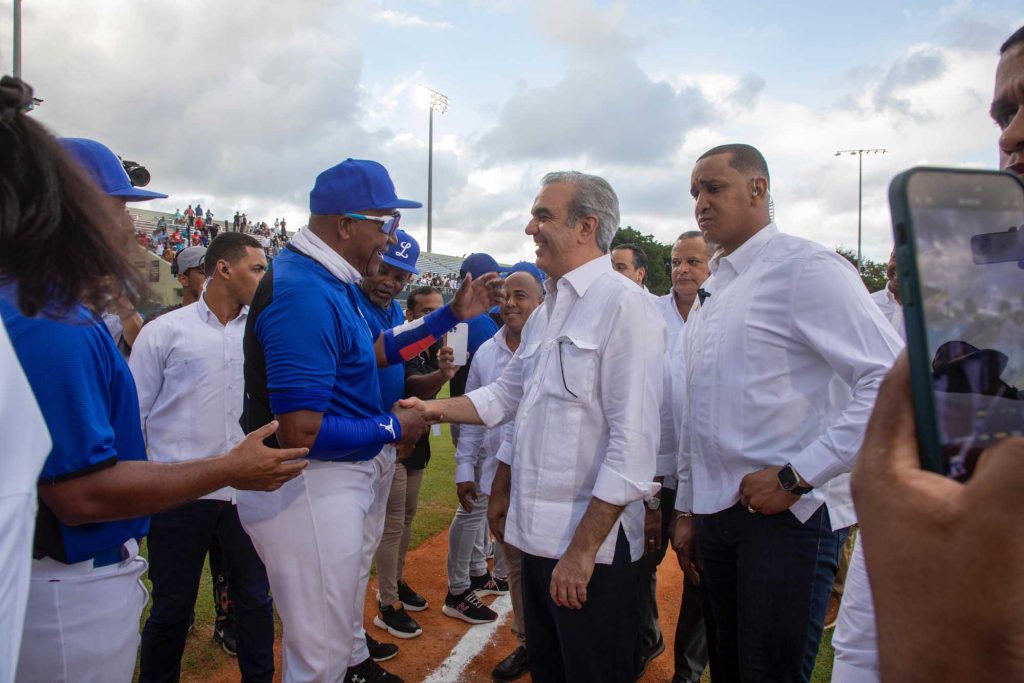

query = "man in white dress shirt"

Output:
[[671, 144, 902, 682], [131, 232, 275, 682], [653, 231, 713, 683], [448, 270, 544, 682], [610, 243, 649, 289], [403, 171, 666, 682]]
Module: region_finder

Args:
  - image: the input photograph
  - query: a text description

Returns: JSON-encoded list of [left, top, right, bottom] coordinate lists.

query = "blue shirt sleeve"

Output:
[[467, 314, 499, 355], [257, 282, 345, 414], [8, 314, 126, 483]]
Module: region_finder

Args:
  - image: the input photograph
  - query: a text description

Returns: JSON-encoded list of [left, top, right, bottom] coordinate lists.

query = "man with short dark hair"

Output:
[[132, 232, 273, 682], [671, 144, 902, 682], [640, 230, 713, 682], [610, 243, 649, 288]]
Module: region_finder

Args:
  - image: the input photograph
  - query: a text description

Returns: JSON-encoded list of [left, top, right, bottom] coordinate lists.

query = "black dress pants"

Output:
[[521, 526, 639, 683]]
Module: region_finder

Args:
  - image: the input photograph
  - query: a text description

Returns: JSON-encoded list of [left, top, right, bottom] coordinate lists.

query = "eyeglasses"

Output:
[[343, 211, 401, 238]]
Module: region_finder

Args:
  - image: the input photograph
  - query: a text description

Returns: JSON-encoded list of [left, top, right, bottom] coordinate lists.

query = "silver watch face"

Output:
[[646, 497, 660, 510]]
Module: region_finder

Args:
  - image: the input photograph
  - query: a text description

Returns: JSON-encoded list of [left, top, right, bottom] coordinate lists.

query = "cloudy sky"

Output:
[[2, 0, 1020, 264]]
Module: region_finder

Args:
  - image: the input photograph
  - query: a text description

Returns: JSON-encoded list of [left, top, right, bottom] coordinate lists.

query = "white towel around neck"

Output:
[[288, 228, 362, 284]]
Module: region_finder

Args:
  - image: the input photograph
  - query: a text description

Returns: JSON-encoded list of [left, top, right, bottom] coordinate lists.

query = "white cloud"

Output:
[[374, 10, 452, 30]]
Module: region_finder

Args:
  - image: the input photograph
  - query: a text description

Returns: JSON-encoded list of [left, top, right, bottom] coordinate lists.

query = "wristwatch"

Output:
[[777, 464, 814, 495], [645, 496, 661, 511]]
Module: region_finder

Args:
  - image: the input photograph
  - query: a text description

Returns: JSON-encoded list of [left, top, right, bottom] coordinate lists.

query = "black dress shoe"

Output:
[[636, 636, 665, 678], [491, 645, 528, 681]]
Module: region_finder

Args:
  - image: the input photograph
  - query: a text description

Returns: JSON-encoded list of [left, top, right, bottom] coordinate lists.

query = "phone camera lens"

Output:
[[977, 236, 992, 254]]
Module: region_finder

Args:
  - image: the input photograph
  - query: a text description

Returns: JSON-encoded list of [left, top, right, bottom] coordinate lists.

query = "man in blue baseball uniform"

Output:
[[237, 158, 502, 683]]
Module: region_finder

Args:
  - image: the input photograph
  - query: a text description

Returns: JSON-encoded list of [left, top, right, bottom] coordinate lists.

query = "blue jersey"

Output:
[[0, 284, 149, 564], [241, 247, 388, 462], [353, 287, 406, 410]]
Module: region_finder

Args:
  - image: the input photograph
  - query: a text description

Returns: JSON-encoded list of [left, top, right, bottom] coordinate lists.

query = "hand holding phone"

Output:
[[889, 167, 1024, 480]]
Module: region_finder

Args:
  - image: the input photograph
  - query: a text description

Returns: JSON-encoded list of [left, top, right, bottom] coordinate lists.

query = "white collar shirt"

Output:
[[823, 286, 907, 530], [467, 254, 666, 563], [128, 293, 248, 502], [455, 326, 516, 495], [870, 287, 905, 342], [675, 223, 903, 522], [655, 291, 686, 348]]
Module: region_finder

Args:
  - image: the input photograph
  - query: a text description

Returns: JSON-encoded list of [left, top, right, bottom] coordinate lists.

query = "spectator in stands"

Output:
[[185, 204, 195, 227], [158, 216, 167, 231], [195, 203, 204, 220], [280, 217, 287, 236], [175, 208, 182, 223]]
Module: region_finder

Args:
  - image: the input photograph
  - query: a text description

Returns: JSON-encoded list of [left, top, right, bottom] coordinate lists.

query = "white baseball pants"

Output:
[[15, 542, 148, 683], [238, 449, 395, 683]]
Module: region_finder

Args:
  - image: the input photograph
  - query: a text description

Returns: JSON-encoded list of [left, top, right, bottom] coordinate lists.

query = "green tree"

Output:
[[836, 248, 888, 293], [610, 226, 673, 295]]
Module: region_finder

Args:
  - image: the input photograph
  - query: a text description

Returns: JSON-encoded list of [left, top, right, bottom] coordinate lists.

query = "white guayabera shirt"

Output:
[[467, 254, 666, 564], [675, 223, 903, 521]]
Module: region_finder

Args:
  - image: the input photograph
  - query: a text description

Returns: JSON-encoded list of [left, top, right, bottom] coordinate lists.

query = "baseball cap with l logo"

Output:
[[381, 229, 420, 275]]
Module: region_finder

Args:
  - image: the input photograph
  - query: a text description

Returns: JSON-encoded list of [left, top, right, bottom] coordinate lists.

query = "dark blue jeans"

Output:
[[696, 502, 840, 683], [139, 500, 274, 683]]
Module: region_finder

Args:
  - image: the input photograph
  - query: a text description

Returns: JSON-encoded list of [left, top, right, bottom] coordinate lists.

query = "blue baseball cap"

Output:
[[60, 138, 168, 202], [460, 253, 501, 279], [381, 229, 420, 275], [310, 158, 422, 215], [502, 261, 546, 282]]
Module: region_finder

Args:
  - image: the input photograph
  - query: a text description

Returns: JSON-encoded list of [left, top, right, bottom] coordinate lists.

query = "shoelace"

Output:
[[464, 590, 487, 608]]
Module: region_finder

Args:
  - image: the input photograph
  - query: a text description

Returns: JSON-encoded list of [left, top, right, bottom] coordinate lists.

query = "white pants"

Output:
[[832, 535, 880, 682], [15, 543, 149, 683], [238, 450, 395, 683]]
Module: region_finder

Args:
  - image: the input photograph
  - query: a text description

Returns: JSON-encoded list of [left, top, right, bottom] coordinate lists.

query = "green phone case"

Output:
[[887, 166, 1024, 475]]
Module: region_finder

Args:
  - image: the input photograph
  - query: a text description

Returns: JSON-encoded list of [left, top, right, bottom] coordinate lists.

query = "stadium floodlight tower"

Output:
[[421, 85, 448, 253], [835, 148, 888, 274]]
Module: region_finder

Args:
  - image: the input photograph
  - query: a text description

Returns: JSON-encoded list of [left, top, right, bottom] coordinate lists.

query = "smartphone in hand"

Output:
[[448, 322, 469, 366], [889, 167, 1024, 480]]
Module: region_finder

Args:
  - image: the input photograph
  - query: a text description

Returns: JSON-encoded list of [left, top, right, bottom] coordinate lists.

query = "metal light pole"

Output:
[[835, 148, 887, 273], [13, 0, 22, 78], [422, 85, 448, 253]]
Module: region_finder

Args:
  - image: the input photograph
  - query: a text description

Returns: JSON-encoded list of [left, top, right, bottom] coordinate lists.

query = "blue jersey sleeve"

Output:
[[8, 314, 127, 483], [256, 284, 344, 415]]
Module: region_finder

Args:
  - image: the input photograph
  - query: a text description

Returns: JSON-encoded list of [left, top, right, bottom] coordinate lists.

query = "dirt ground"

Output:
[[194, 531, 686, 683]]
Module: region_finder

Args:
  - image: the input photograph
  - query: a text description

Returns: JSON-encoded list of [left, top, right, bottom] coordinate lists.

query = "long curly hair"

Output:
[[0, 76, 145, 317]]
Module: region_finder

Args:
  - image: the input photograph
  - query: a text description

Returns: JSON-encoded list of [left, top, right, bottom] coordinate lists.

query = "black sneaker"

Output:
[[213, 616, 237, 657], [397, 580, 428, 612], [442, 589, 499, 624], [492, 645, 529, 681], [373, 602, 423, 639], [366, 634, 399, 663], [470, 571, 510, 596], [346, 656, 403, 683]]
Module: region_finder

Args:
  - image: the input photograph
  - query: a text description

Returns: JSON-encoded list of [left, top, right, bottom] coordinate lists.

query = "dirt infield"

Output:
[[193, 531, 686, 683]]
